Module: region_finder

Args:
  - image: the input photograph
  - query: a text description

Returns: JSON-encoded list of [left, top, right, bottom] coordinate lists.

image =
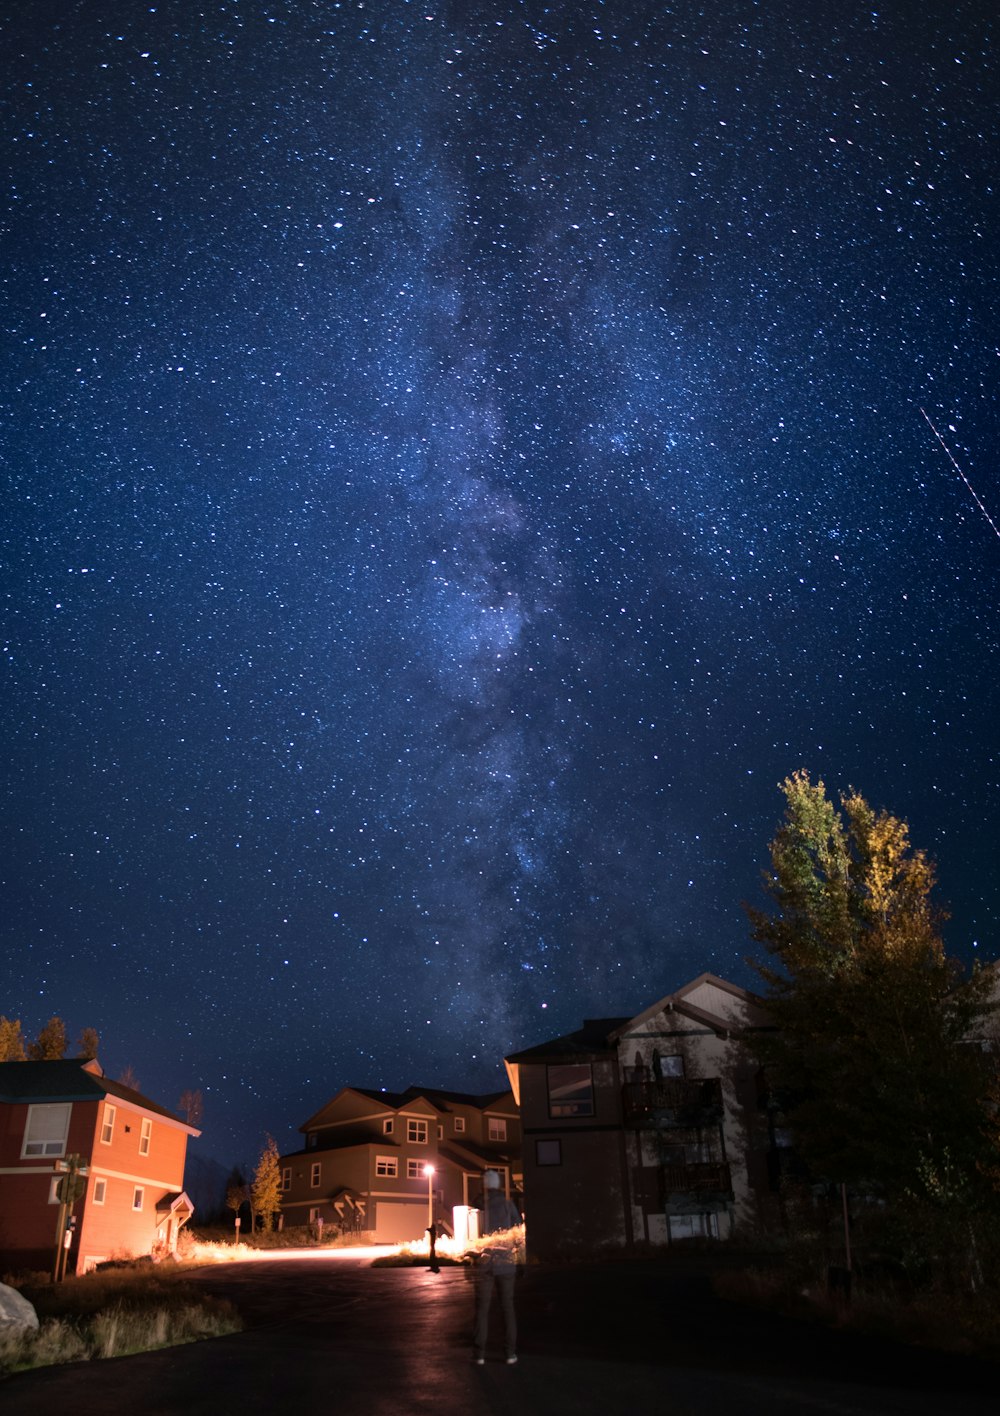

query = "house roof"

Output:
[[505, 1017, 629, 1064], [0, 1059, 200, 1135], [614, 972, 770, 1039], [301, 1082, 516, 1131]]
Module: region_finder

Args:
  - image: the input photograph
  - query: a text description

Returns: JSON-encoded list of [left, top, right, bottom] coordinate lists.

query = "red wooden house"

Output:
[[0, 1057, 199, 1275]]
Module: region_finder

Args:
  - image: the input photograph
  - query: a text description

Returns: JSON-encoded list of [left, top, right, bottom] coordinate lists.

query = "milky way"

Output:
[[3, 1, 998, 1165]]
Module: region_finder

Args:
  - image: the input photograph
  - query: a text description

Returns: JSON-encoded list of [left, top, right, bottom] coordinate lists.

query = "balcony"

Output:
[[621, 1076, 724, 1128], [661, 1161, 732, 1196]]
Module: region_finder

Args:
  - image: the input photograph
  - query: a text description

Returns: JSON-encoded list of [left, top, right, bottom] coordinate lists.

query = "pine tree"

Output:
[[251, 1135, 283, 1233], [748, 771, 997, 1207], [0, 1016, 27, 1061], [28, 1016, 68, 1060]]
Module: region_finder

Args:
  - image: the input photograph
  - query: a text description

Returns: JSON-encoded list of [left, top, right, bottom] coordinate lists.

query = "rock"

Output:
[[0, 1282, 39, 1334]]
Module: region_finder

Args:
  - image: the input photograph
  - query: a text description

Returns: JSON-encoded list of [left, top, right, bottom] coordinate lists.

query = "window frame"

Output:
[[375, 1155, 398, 1178], [488, 1117, 507, 1142], [406, 1118, 428, 1145], [547, 1062, 595, 1119], [280, 1167, 291, 1193], [21, 1102, 72, 1159], [382, 1117, 394, 1135], [139, 1117, 152, 1156], [132, 1186, 144, 1212], [536, 1139, 562, 1166], [453, 1115, 466, 1134], [310, 1161, 322, 1188], [406, 1159, 424, 1180], [93, 1177, 107, 1205], [100, 1103, 116, 1146]]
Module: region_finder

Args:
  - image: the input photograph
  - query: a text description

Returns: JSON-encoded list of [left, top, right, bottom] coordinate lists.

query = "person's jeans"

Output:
[[474, 1269, 516, 1358]]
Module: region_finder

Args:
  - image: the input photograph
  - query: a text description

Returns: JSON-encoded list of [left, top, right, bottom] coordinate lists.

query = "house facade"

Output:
[[505, 974, 775, 1260], [279, 1084, 521, 1242], [0, 1058, 199, 1275]]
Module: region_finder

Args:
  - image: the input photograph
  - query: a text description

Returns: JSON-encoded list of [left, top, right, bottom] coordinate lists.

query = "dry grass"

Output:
[[0, 1264, 241, 1377]]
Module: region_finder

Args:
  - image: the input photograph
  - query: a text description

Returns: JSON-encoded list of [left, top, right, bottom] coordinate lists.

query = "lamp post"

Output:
[[423, 1163, 435, 1228]]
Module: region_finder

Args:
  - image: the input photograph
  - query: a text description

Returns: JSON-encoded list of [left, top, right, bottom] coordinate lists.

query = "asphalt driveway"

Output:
[[2, 1253, 996, 1415]]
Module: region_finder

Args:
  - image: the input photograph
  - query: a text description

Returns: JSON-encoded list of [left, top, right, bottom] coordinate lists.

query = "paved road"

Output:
[[3, 1253, 996, 1415]]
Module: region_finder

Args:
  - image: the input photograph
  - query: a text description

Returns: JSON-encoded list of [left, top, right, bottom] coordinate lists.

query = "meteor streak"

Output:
[[920, 408, 1000, 543]]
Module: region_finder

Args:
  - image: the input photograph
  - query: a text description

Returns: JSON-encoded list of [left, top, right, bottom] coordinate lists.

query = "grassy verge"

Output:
[[713, 1264, 1000, 1360], [0, 1265, 241, 1377]]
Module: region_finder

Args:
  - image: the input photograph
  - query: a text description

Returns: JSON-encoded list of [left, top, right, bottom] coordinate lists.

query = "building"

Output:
[[505, 973, 774, 1260], [0, 1058, 199, 1275], [279, 1084, 521, 1243]]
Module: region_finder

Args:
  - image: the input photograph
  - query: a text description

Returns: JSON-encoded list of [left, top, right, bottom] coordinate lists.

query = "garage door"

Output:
[[374, 1200, 426, 1243]]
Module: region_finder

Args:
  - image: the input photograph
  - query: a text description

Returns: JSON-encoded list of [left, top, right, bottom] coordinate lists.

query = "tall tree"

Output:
[[748, 771, 997, 1208], [251, 1135, 283, 1233], [0, 1016, 27, 1061], [225, 1167, 249, 1231], [76, 1027, 100, 1060], [28, 1016, 68, 1060], [177, 1089, 204, 1127]]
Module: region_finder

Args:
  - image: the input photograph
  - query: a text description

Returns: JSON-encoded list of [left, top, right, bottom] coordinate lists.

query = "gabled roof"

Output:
[[301, 1082, 516, 1131], [0, 1059, 200, 1135], [613, 972, 770, 1039]]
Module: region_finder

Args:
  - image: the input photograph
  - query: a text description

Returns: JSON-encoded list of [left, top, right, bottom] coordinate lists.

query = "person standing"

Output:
[[472, 1169, 523, 1366]]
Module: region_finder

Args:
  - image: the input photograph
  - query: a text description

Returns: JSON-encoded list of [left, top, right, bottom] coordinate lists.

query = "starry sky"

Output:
[[3, 0, 998, 1169]]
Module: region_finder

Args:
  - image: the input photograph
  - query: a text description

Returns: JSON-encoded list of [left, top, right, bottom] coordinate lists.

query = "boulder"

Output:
[[0, 1282, 39, 1334]]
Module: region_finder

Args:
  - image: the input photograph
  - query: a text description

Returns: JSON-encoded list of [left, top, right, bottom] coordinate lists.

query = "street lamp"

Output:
[[423, 1164, 435, 1228]]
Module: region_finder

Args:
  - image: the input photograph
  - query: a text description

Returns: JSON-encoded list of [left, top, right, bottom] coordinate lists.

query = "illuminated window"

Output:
[[22, 1103, 71, 1158], [488, 1118, 507, 1142], [132, 1186, 144, 1212], [406, 1119, 428, 1144], [93, 1178, 107, 1205], [311, 1162, 321, 1188], [454, 1116, 466, 1134], [375, 1156, 398, 1178], [139, 1118, 152, 1156], [100, 1104, 116, 1145], [547, 1064, 594, 1118], [536, 1139, 562, 1166]]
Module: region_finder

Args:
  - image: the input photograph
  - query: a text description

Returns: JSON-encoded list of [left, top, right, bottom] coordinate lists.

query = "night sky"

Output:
[[3, 1, 998, 1170]]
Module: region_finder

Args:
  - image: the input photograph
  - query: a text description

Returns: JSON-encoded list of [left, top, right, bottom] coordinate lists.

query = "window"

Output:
[[406, 1159, 424, 1179], [139, 1117, 152, 1156], [656, 1053, 685, 1079], [100, 1103, 116, 1145], [309, 1207, 320, 1224], [132, 1186, 144, 1212], [382, 1118, 394, 1135], [536, 1139, 562, 1166], [438, 1124, 444, 1139], [488, 1117, 507, 1142], [375, 1156, 398, 1178], [280, 1167, 291, 1192], [454, 1116, 466, 1134], [310, 1162, 322, 1188], [406, 1119, 428, 1144], [547, 1063, 594, 1118], [22, 1103, 71, 1158], [93, 1178, 107, 1205], [668, 1213, 718, 1241]]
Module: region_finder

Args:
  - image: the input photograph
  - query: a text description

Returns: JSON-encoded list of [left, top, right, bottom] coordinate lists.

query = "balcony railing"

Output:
[[621, 1076, 724, 1126], [661, 1161, 732, 1195]]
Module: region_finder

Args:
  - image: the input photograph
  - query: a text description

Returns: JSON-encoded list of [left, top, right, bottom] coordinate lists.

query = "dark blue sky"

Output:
[[3, 0, 998, 1169]]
